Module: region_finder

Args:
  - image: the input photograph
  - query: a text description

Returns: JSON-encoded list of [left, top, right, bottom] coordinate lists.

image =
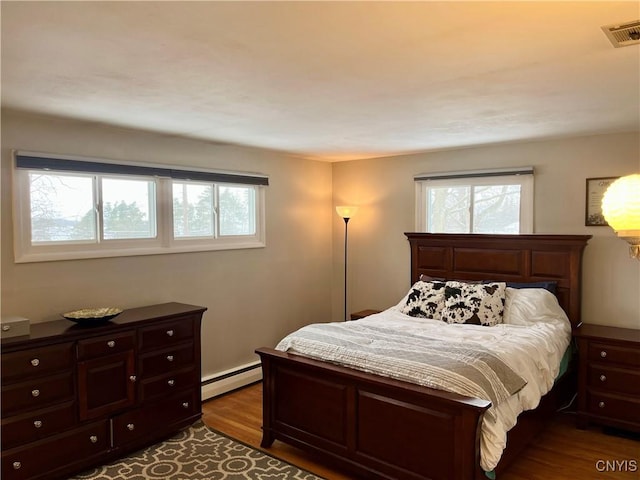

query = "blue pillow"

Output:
[[426, 276, 557, 294], [505, 281, 557, 294]]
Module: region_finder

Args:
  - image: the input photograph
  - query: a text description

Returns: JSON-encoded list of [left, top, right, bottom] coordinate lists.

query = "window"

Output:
[[173, 182, 215, 238], [171, 182, 257, 239], [102, 177, 157, 240], [13, 152, 267, 262], [415, 168, 534, 234], [28, 172, 157, 243], [29, 172, 96, 243]]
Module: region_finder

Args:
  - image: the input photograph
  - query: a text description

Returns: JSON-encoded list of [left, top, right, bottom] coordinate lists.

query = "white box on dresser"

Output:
[[1, 316, 30, 339]]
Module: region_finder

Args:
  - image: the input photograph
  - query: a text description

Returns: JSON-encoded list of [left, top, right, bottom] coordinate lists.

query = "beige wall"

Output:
[[2, 110, 638, 383], [1, 110, 333, 377], [332, 132, 640, 329]]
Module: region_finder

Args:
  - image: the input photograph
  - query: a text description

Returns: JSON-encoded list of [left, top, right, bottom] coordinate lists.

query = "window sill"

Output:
[[14, 239, 266, 263]]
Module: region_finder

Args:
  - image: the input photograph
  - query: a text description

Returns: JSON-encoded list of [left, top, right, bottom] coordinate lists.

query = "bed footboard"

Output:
[[256, 347, 490, 480]]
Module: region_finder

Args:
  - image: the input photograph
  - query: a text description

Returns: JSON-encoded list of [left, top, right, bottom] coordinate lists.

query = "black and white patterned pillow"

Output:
[[441, 281, 506, 326], [400, 281, 446, 320]]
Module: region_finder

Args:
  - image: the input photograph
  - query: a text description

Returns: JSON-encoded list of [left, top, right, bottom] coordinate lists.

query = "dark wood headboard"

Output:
[[405, 233, 591, 328]]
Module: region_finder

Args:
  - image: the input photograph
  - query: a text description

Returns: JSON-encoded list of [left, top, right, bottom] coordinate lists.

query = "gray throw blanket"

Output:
[[276, 322, 527, 417]]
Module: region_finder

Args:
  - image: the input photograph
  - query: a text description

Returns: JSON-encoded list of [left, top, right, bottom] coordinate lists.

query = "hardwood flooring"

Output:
[[202, 383, 639, 480]]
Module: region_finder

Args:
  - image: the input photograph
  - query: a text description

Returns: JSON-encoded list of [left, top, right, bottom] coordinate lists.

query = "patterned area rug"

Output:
[[70, 421, 324, 480]]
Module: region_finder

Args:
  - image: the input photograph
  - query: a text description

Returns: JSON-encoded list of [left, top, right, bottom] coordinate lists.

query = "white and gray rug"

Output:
[[71, 421, 324, 480]]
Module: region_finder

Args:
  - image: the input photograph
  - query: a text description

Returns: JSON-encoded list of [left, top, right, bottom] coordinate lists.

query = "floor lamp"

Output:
[[336, 206, 358, 321]]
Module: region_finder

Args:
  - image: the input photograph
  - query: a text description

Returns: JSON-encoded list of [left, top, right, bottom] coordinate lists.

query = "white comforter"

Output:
[[277, 288, 571, 472]]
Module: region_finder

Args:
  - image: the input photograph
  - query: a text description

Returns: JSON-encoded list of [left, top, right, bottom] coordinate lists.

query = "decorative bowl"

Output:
[[62, 307, 123, 325]]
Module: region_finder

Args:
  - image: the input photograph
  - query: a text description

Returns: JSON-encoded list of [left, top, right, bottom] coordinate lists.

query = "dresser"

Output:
[[575, 324, 640, 432], [1, 302, 206, 480]]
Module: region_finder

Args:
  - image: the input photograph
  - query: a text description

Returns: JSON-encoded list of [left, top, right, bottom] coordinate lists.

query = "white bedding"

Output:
[[277, 287, 571, 472]]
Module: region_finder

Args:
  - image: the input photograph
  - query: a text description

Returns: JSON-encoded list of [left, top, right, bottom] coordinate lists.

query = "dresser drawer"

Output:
[[138, 317, 195, 351], [587, 364, 640, 396], [1, 372, 74, 417], [588, 342, 640, 367], [1, 343, 73, 383], [140, 343, 194, 377], [112, 389, 199, 447], [1, 401, 76, 450], [140, 368, 197, 402], [77, 330, 136, 360], [587, 392, 640, 424], [1, 420, 109, 480]]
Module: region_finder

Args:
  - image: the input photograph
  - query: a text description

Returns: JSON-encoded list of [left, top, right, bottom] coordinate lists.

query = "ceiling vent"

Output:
[[601, 20, 640, 48]]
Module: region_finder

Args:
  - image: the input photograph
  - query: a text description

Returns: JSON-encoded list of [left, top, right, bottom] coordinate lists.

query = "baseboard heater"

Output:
[[201, 361, 263, 401]]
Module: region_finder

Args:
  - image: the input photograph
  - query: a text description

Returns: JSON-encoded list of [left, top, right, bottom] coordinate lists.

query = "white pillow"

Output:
[[503, 287, 570, 326]]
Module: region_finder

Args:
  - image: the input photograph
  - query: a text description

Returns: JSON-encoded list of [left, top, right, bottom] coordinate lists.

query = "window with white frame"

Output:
[[415, 168, 534, 234], [13, 152, 267, 262]]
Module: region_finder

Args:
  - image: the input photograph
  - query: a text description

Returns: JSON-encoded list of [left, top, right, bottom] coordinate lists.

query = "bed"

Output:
[[256, 233, 591, 480]]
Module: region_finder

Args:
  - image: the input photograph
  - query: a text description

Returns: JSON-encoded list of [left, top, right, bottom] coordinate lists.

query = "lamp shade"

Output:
[[602, 174, 640, 259], [602, 174, 640, 232], [336, 206, 359, 219]]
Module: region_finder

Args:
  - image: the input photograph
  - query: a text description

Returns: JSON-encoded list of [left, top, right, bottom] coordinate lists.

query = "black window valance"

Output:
[[414, 167, 533, 182], [16, 153, 269, 186]]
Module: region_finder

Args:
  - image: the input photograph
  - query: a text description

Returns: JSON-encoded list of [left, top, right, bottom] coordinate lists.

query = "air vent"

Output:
[[602, 20, 640, 48]]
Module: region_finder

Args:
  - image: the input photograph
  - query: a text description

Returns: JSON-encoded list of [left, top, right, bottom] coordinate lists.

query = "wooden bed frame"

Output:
[[256, 233, 591, 480]]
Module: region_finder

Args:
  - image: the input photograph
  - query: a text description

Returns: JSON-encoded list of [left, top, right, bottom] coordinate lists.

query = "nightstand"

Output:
[[574, 324, 640, 432], [350, 309, 382, 320]]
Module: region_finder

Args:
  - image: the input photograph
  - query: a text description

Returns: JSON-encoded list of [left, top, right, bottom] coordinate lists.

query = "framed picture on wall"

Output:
[[585, 177, 618, 226]]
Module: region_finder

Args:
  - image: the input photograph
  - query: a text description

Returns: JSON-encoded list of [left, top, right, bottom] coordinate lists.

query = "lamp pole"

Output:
[[343, 216, 350, 322], [336, 206, 358, 321]]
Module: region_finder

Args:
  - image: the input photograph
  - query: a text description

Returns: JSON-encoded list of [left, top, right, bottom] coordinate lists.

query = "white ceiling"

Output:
[[2, 1, 639, 161]]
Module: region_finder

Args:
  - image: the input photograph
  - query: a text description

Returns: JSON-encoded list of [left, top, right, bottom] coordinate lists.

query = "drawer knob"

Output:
[[13, 461, 21, 470], [127, 423, 135, 431], [31, 389, 40, 397], [33, 420, 43, 428], [168, 379, 175, 387], [600, 350, 607, 358], [182, 402, 189, 409], [107, 340, 116, 348], [31, 358, 40, 367], [129, 375, 137, 383], [599, 401, 606, 408], [166, 329, 174, 337], [89, 435, 98, 443], [599, 374, 607, 382], [167, 355, 174, 362]]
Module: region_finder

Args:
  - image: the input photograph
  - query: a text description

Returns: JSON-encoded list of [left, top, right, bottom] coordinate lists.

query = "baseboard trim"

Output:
[[201, 361, 262, 400]]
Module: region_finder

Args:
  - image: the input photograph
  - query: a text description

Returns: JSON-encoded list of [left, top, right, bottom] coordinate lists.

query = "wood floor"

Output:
[[202, 382, 639, 480]]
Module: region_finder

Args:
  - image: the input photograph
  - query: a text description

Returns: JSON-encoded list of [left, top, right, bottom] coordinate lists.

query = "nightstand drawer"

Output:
[[587, 364, 640, 395], [588, 342, 640, 367], [587, 392, 640, 424]]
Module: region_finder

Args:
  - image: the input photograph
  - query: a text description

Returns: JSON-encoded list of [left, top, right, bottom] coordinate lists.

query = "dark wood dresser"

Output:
[[1, 302, 206, 480], [575, 323, 640, 432]]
